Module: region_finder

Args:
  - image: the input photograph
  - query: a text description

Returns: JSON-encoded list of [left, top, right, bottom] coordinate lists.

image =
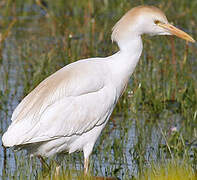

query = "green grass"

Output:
[[136, 160, 197, 180], [0, 0, 196, 179], [36, 160, 197, 180]]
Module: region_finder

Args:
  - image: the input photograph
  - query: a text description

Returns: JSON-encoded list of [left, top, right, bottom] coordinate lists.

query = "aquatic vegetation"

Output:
[[137, 160, 197, 180]]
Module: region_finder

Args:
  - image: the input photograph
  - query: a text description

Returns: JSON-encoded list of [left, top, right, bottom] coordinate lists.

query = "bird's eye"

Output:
[[154, 20, 160, 25]]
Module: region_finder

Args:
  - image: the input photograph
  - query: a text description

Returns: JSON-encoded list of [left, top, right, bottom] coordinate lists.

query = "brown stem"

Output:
[[169, 36, 177, 100]]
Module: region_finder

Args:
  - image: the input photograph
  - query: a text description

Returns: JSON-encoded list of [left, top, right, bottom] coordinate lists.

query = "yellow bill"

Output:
[[157, 22, 195, 43]]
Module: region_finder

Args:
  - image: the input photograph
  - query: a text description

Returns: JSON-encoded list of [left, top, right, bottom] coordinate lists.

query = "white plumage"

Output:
[[2, 5, 194, 174]]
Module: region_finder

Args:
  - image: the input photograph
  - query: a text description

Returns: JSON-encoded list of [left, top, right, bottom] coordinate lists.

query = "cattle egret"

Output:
[[2, 5, 195, 174]]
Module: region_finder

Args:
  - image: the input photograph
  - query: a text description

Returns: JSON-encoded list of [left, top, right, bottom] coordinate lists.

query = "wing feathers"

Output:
[[3, 59, 116, 146]]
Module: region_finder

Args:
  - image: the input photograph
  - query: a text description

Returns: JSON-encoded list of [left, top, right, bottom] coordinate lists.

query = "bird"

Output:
[[2, 5, 195, 174]]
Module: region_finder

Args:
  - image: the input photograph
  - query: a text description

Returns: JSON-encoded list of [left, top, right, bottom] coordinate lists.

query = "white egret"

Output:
[[2, 5, 195, 174]]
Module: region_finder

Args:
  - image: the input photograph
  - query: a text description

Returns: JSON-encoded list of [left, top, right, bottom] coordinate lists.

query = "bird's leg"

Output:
[[55, 153, 64, 176], [84, 157, 89, 175], [83, 143, 94, 175], [37, 155, 50, 170], [54, 159, 61, 177], [55, 165, 60, 176]]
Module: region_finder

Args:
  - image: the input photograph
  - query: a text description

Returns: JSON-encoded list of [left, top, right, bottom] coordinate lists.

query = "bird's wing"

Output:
[[4, 59, 117, 146], [12, 60, 105, 123], [22, 84, 115, 144]]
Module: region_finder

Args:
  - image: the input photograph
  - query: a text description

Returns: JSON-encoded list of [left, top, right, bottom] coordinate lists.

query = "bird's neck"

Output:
[[107, 35, 143, 95], [109, 35, 143, 77]]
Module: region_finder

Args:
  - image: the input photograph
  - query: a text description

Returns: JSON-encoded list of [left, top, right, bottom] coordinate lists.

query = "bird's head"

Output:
[[112, 6, 195, 46]]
